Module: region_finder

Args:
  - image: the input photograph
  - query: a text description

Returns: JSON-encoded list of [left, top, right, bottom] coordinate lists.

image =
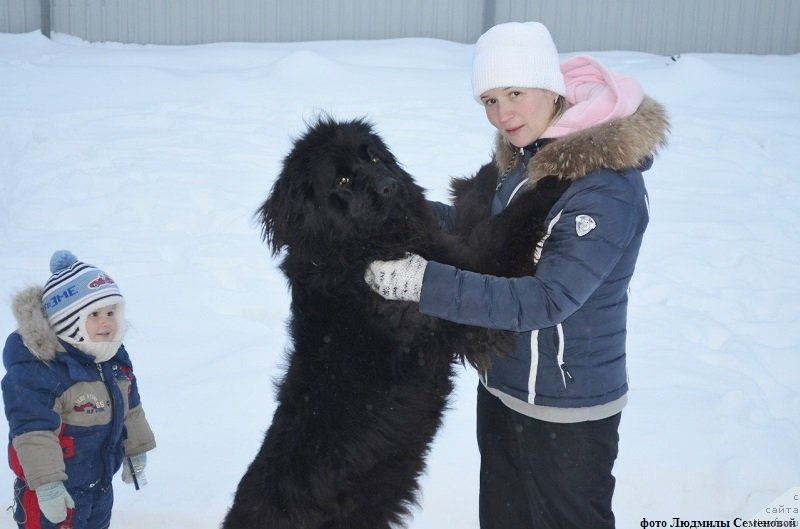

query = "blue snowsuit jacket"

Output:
[[2, 287, 155, 496]]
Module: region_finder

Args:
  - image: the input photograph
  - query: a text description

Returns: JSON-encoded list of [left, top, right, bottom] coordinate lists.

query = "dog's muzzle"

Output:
[[375, 174, 398, 197]]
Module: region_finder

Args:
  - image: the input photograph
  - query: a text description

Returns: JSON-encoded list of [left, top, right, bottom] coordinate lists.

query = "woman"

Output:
[[365, 21, 669, 529]]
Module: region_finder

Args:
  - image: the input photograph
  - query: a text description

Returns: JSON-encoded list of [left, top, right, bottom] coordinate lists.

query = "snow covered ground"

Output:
[[1, 31, 798, 528]]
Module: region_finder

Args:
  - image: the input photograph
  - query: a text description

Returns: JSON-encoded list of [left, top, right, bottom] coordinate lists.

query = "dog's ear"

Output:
[[258, 175, 300, 255]]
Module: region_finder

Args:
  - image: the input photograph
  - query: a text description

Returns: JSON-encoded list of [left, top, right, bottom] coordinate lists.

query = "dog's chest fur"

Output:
[[450, 162, 572, 278]]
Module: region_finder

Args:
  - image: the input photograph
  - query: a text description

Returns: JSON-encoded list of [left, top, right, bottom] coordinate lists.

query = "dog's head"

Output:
[[259, 117, 433, 262]]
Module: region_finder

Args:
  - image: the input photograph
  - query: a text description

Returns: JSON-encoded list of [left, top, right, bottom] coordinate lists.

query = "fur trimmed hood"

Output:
[[11, 286, 64, 362], [494, 96, 670, 183]]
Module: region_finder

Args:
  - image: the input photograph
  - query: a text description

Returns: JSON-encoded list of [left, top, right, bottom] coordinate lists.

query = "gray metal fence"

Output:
[[2, 0, 799, 55], [1, 0, 41, 33]]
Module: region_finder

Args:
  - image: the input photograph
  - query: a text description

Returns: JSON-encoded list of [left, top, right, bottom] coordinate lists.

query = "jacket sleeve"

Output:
[[122, 365, 156, 456], [124, 405, 156, 456], [418, 172, 642, 331], [2, 362, 67, 489], [12, 431, 67, 489]]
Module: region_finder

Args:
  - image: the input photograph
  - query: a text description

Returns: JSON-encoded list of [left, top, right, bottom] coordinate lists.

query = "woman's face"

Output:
[[480, 87, 557, 148]]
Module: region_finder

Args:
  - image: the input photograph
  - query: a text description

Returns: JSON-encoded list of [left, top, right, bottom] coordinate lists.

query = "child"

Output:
[[2, 251, 156, 529]]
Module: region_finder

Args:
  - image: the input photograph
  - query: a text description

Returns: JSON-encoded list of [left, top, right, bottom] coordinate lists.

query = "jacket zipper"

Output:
[[501, 156, 574, 392], [96, 361, 124, 483], [555, 324, 574, 388], [560, 363, 574, 386]]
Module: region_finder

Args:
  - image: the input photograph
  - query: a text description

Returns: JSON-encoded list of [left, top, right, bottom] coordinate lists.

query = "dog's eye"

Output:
[[361, 145, 381, 164], [338, 176, 351, 186]]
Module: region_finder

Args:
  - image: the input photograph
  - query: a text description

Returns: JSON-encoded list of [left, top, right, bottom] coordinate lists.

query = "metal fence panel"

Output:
[[42, 0, 483, 45], [0, 0, 40, 33], [2, 0, 799, 55], [495, 0, 800, 55]]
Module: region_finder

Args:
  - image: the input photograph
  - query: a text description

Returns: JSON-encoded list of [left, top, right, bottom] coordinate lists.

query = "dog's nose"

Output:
[[377, 176, 398, 197]]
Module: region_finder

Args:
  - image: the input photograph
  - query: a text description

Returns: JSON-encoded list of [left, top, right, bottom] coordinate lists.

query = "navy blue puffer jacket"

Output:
[[421, 97, 668, 417]]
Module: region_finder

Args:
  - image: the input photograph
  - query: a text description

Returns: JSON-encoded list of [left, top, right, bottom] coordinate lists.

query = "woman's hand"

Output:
[[364, 253, 428, 302]]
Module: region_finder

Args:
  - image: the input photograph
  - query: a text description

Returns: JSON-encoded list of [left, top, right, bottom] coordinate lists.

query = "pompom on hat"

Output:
[[471, 21, 566, 102], [42, 250, 126, 361]]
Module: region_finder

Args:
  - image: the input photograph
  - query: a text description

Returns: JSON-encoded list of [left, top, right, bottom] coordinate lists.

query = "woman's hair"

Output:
[[552, 95, 569, 123]]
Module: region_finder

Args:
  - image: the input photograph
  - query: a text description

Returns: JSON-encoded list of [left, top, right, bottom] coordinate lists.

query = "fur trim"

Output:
[[494, 96, 670, 183], [12, 286, 62, 362]]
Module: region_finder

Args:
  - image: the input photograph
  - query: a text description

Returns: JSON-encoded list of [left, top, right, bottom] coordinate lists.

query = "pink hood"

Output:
[[542, 55, 645, 139]]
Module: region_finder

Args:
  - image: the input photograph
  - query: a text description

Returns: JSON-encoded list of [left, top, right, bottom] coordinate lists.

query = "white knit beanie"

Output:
[[472, 21, 566, 102]]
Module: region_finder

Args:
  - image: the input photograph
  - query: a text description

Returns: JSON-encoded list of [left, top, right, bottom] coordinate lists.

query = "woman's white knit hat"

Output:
[[471, 21, 566, 102]]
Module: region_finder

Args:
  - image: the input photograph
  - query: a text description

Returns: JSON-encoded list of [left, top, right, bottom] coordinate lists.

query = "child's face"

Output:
[[85, 304, 118, 342]]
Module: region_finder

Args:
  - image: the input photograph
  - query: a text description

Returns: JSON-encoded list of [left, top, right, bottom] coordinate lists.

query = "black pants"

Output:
[[476, 383, 620, 529]]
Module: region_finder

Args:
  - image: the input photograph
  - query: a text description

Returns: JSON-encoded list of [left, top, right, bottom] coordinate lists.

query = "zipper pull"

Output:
[[96, 364, 105, 381], [560, 363, 574, 384]]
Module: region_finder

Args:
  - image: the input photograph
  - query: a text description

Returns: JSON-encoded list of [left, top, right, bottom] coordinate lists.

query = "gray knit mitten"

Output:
[[35, 481, 74, 524], [122, 452, 148, 488]]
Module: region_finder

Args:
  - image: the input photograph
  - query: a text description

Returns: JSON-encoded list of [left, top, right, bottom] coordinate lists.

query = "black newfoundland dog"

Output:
[[221, 117, 566, 529]]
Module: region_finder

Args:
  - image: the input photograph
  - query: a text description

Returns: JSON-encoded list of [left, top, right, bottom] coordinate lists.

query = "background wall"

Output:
[[2, 0, 799, 54]]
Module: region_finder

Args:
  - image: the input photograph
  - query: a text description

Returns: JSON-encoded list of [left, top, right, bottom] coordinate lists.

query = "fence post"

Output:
[[40, 0, 51, 38]]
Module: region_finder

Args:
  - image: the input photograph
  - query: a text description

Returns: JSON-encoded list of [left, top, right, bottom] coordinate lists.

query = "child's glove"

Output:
[[35, 481, 74, 524], [122, 452, 148, 488], [364, 253, 428, 302]]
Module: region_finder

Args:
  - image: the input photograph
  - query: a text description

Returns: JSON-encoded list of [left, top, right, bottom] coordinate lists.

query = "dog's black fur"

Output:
[[450, 163, 571, 277], [221, 117, 565, 529]]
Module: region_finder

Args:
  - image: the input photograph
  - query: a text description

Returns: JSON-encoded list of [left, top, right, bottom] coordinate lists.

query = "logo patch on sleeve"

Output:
[[575, 215, 597, 237]]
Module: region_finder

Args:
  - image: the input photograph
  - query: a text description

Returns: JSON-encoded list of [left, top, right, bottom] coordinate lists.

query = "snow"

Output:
[[1, 30, 799, 528]]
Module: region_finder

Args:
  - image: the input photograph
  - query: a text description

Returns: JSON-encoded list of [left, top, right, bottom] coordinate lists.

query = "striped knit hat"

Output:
[[42, 250, 126, 360]]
